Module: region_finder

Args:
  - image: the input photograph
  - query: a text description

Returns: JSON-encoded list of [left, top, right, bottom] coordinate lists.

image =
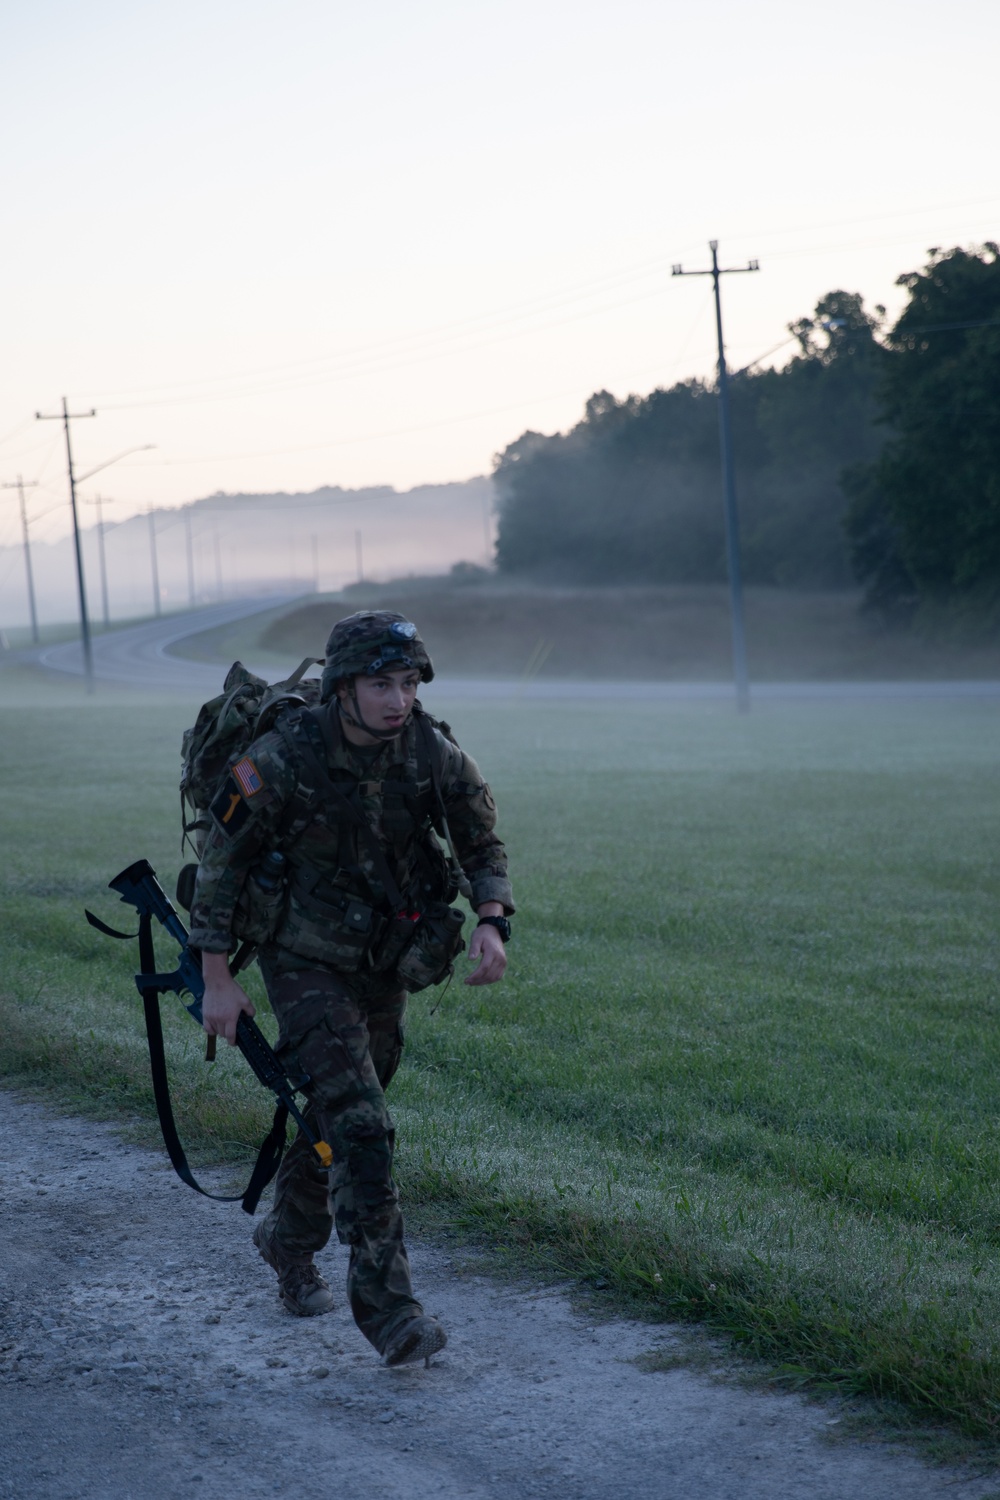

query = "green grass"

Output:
[[3, 681, 1000, 1439]]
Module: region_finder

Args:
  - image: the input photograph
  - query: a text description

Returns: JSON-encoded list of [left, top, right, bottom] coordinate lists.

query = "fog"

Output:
[[0, 478, 493, 631]]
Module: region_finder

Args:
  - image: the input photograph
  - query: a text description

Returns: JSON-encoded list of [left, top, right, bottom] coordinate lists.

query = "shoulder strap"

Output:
[[413, 709, 473, 901]]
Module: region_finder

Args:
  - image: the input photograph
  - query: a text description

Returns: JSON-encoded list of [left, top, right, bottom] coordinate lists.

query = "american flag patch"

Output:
[[232, 757, 263, 797]]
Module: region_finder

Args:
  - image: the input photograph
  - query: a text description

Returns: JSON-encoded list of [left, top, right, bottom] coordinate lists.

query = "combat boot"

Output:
[[384, 1315, 448, 1367], [253, 1218, 335, 1317]]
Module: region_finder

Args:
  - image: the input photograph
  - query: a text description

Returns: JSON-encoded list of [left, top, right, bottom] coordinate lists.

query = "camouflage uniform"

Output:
[[190, 688, 512, 1354]]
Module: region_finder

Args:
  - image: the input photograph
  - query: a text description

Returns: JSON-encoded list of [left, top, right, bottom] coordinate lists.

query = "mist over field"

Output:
[[0, 477, 493, 631], [237, 583, 1000, 684]]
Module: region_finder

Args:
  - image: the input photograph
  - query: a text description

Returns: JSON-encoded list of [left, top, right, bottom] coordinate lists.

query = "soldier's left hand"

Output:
[[464, 923, 507, 985]]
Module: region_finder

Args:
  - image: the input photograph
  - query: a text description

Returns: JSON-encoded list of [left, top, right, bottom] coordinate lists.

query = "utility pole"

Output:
[[184, 510, 196, 606], [84, 493, 113, 628], [147, 504, 161, 616], [310, 533, 319, 592], [672, 242, 759, 714], [482, 494, 493, 568], [213, 531, 223, 599], [355, 529, 364, 584], [1, 476, 40, 643], [36, 398, 97, 692]]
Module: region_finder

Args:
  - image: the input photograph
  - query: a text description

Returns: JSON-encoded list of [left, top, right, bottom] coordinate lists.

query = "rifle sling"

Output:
[[137, 913, 287, 1214]]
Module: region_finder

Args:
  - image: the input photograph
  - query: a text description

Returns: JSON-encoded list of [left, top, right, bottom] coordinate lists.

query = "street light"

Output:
[[76, 444, 156, 486]]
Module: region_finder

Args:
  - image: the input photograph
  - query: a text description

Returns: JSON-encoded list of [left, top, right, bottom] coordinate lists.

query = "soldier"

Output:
[[189, 611, 513, 1367]]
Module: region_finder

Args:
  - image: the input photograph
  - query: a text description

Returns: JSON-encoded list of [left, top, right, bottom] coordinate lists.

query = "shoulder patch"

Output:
[[231, 756, 264, 798], [210, 774, 253, 837]]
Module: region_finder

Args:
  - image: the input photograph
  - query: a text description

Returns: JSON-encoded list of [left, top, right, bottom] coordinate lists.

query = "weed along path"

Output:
[[0, 1094, 993, 1500]]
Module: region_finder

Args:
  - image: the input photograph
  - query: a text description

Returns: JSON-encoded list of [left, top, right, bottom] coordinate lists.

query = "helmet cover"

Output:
[[320, 610, 434, 702]]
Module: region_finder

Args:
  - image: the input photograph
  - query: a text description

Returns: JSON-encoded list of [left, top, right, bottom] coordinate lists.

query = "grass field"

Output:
[[3, 677, 1000, 1438]]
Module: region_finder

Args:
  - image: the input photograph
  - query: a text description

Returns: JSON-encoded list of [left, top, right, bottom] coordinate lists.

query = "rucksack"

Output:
[[176, 656, 469, 918], [177, 657, 322, 906]]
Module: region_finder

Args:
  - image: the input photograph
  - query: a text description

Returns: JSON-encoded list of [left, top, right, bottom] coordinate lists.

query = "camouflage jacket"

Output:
[[189, 703, 513, 960]]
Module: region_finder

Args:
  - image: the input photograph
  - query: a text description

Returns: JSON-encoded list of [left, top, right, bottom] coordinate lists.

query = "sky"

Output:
[[1, 0, 998, 549]]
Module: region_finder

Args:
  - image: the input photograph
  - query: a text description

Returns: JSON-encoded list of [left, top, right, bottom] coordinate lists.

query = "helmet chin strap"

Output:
[[339, 690, 411, 743]]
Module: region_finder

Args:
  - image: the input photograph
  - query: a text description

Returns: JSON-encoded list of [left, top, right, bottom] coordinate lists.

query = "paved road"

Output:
[[29, 596, 1000, 700], [35, 597, 302, 694]]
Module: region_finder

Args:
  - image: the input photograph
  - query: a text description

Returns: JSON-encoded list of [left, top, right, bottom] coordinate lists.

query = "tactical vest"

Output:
[[266, 705, 454, 971]]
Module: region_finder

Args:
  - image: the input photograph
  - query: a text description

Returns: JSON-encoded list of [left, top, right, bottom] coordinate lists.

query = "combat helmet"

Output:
[[320, 612, 434, 744]]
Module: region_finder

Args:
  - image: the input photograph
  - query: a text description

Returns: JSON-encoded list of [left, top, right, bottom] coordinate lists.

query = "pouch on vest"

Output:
[[233, 852, 289, 946], [395, 903, 467, 992], [275, 874, 387, 970]]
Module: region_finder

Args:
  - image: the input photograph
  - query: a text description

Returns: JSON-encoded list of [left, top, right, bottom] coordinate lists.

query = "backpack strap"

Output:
[[413, 708, 473, 900], [278, 657, 323, 690]]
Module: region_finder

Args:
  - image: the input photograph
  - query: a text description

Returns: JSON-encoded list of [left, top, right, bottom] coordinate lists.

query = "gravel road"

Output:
[[1, 1091, 994, 1500]]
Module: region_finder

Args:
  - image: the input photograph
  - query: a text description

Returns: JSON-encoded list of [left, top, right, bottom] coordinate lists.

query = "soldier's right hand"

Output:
[[201, 952, 256, 1046]]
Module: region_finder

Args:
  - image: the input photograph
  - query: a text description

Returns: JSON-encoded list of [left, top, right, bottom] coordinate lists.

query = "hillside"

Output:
[[252, 580, 1000, 681]]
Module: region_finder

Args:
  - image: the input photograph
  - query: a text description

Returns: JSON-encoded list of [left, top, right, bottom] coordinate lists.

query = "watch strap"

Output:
[[476, 914, 511, 943]]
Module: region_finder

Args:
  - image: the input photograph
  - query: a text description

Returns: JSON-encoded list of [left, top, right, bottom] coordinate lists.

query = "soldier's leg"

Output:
[[268, 1104, 334, 1258], [339, 986, 418, 1347], [264, 967, 422, 1351], [260, 967, 341, 1260], [366, 986, 407, 1092]]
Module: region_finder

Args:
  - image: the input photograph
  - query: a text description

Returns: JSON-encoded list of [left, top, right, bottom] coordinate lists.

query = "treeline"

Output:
[[493, 245, 1000, 621], [843, 244, 1000, 621]]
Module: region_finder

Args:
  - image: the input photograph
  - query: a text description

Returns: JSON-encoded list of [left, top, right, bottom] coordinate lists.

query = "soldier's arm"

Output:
[[189, 736, 296, 1040], [436, 735, 514, 916], [188, 734, 296, 953]]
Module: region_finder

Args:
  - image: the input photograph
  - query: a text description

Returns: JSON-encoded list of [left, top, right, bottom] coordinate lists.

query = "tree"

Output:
[[844, 244, 1000, 619], [493, 291, 883, 589]]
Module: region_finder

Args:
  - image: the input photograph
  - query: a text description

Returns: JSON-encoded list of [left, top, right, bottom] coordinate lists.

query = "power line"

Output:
[[92, 276, 694, 414], [0, 417, 36, 452], [76, 247, 704, 406], [120, 327, 723, 473], [887, 317, 1000, 338], [66, 191, 1000, 411]]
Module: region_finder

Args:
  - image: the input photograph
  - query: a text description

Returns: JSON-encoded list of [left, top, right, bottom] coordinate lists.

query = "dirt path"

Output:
[[0, 1091, 993, 1500]]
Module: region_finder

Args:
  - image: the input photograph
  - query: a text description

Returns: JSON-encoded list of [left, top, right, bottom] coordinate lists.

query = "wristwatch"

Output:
[[477, 914, 512, 943]]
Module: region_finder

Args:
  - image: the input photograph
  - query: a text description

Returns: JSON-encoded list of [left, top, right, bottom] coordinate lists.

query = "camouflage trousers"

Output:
[[256, 953, 422, 1353]]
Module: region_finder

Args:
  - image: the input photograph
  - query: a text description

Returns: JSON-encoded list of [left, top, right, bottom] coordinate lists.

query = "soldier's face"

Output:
[[341, 667, 420, 735]]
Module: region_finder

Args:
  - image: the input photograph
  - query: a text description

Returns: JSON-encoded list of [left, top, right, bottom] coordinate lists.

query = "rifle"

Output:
[[85, 858, 332, 1214]]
